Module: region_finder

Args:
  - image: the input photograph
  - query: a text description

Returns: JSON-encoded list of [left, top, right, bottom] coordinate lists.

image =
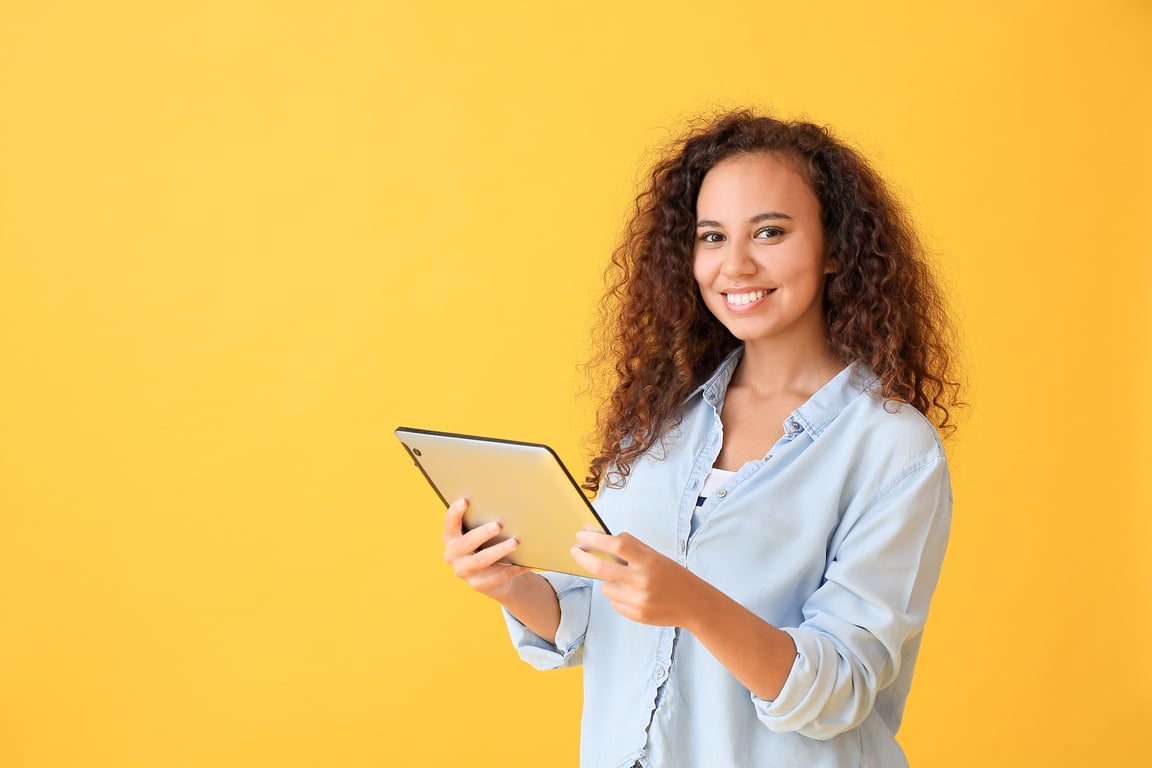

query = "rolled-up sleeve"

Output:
[[503, 572, 594, 670], [753, 454, 952, 739]]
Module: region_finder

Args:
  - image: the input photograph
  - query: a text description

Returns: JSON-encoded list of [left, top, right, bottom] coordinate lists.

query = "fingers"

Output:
[[452, 537, 531, 596], [570, 545, 628, 581], [572, 531, 696, 627], [442, 498, 505, 554], [575, 530, 645, 561], [442, 497, 469, 542], [452, 535, 518, 576], [571, 530, 667, 586], [438, 497, 533, 598], [444, 520, 509, 564], [441, 499, 517, 568]]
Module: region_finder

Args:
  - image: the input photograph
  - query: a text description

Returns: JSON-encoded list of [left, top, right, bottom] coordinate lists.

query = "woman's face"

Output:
[[692, 152, 833, 351]]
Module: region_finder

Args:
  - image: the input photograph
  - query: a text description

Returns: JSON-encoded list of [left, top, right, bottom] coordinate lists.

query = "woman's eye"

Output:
[[755, 227, 784, 239], [699, 232, 725, 244]]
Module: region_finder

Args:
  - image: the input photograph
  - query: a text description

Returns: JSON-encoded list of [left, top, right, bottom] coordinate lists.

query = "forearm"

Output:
[[492, 571, 562, 645], [681, 579, 796, 701]]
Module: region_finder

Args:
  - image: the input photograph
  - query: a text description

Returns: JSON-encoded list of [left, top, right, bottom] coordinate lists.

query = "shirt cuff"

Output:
[[751, 627, 864, 740], [502, 572, 592, 670]]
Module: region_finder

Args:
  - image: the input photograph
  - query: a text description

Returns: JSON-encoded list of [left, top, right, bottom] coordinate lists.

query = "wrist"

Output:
[[481, 567, 535, 603], [674, 570, 716, 635]]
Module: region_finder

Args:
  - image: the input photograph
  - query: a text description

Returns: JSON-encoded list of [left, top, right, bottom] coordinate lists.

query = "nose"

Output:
[[720, 240, 756, 278]]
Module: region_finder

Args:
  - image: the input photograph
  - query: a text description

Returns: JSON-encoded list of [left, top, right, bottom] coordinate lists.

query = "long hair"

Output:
[[583, 109, 962, 492]]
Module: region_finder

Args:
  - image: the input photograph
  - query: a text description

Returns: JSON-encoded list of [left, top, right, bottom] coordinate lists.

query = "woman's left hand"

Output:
[[571, 531, 704, 628]]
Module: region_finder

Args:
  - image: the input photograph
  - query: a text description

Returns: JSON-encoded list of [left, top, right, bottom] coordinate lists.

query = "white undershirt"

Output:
[[692, 468, 736, 536], [699, 468, 736, 500]]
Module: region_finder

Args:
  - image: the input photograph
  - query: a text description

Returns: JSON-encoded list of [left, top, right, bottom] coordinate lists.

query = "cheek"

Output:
[[780, 249, 827, 284], [691, 256, 707, 287], [691, 250, 717, 284]]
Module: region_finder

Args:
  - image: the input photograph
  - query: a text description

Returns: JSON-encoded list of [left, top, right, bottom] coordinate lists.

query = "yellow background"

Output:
[[1, 1, 1149, 765]]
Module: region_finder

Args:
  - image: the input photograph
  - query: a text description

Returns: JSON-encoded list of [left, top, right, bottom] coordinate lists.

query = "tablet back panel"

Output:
[[395, 427, 610, 578]]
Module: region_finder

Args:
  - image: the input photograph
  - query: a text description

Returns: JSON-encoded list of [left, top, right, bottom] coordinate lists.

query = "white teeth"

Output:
[[725, 290, 769, 306]]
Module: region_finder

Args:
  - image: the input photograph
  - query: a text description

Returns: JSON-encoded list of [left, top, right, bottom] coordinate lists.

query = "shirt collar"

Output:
[[695, 346, 745, 407], [792, 363, 878, 439]]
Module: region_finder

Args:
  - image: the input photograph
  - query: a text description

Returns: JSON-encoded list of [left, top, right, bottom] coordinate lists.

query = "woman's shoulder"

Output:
[[843, 384, 947, 463], [828, 387, 951, 513], [804, 364, 943, 459]]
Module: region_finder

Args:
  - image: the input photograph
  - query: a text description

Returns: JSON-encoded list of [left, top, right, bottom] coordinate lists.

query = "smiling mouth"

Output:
[[724, 289, 773, 306]]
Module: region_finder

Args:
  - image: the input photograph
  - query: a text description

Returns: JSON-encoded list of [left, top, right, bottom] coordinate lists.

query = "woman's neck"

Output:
[[733, 337, 845, 397]]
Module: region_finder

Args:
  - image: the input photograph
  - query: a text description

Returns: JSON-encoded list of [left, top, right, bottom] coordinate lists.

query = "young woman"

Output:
[[441, 110, 961, 767]]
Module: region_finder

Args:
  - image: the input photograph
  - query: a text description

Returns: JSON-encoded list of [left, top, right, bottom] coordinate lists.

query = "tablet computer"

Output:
[[395, 427, 612, 578]]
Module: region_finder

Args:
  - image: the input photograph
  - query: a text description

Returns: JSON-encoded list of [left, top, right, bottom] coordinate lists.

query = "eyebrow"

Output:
[[696, 212, 794, 228]]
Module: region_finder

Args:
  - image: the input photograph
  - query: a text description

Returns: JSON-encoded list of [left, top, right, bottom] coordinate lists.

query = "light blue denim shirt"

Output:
[[504, 348, 952, 767]]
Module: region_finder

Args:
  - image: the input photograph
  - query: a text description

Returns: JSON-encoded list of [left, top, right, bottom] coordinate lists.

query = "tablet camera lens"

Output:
[[413, 448, 422, 457]]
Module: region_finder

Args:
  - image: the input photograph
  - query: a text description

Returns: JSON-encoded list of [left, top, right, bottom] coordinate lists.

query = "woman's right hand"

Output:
[[441, 497, 532, 599]]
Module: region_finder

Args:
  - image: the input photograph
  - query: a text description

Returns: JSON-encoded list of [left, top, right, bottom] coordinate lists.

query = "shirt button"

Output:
[[716, 489, 727, 498], [655, 667, 666, 679]]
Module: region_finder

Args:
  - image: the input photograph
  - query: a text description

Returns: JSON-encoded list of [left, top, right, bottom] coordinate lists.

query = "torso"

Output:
[[574, 357, 949, 768]]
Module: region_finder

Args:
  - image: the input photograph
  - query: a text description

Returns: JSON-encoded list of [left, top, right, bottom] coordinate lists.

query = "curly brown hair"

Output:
[[584, 109, 962, 492]]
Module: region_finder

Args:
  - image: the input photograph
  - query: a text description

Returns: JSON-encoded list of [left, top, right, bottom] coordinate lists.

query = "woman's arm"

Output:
[[442, 497, 562, 643]]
